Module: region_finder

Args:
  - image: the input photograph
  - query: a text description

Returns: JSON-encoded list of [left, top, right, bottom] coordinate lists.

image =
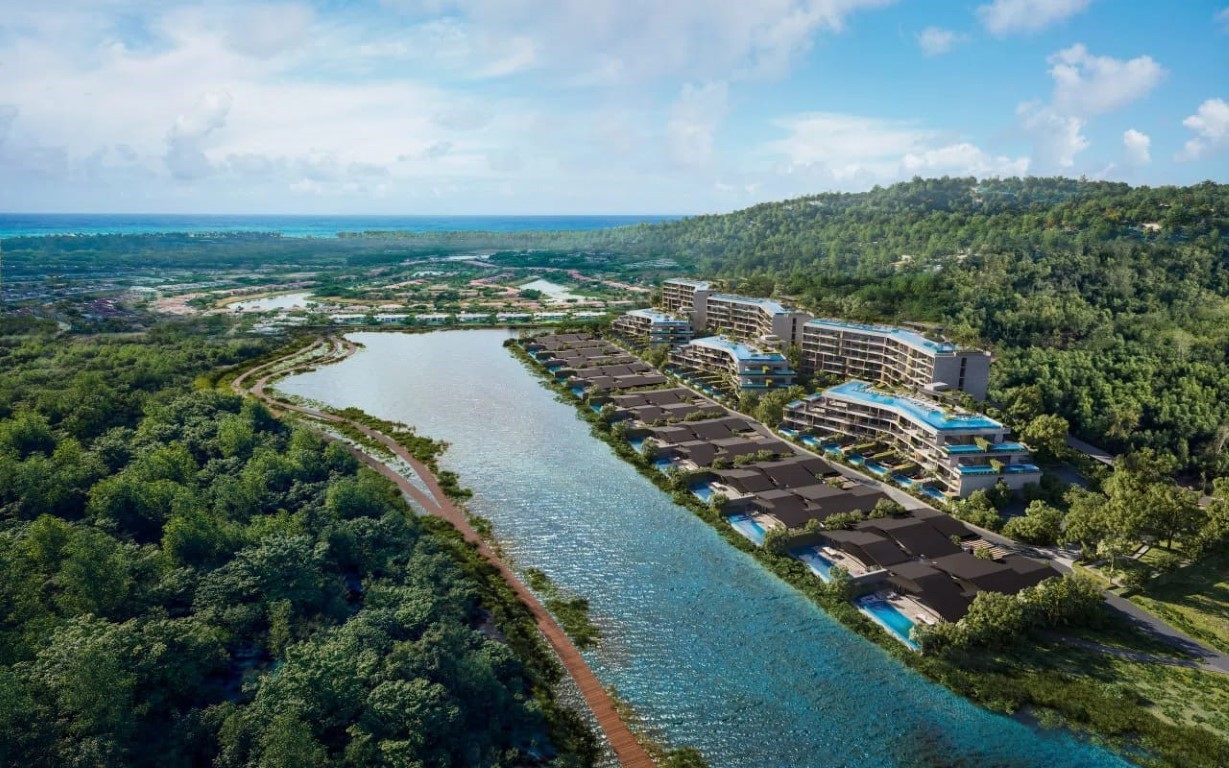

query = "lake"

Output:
[[278, 330, 1129, 768]]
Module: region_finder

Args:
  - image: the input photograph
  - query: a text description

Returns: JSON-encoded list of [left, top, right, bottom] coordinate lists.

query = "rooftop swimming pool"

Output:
[[858, 596, 920, 651], [793, 547, 834, 581], [727, 513, 767, 546]]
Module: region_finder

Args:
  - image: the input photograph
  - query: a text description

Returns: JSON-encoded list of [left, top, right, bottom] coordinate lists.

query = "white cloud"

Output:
[[667, 81, 729, 168], [165, 91, 233, 181], [977, 0, 1091, 35], [1217, 7, 1229, 31], [901, 142, 1029, 176], [1177, 98, 1229, 161], [223, 3, 316, 59], [766, 112, 1027, 182], [916, 27, 964, 57], [1016, 101, 1088, 168], [1122, 129, 1150, 165], [1047, 44, 1164, 117]]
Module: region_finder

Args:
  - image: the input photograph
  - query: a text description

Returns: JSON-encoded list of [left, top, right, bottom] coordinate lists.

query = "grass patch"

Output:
[[1132, 552, 1229, 656], [524, 568, 601, 650]]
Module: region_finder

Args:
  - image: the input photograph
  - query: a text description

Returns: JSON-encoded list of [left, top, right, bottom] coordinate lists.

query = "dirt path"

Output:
[[234, 337, 657, 768]]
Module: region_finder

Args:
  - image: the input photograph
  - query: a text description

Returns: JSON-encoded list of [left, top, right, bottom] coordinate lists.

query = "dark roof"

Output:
[[759, 462, 822, 489], [712, 468, 776, 494], [861, 519, 961, 559], [930, 553, 1055, 595], [822, 529, 911, 567], [885, 566, 973, 622], [911, 509, 974, 539]]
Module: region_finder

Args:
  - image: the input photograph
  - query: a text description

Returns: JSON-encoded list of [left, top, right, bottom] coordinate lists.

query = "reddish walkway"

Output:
[[234, 338, 656, 768]]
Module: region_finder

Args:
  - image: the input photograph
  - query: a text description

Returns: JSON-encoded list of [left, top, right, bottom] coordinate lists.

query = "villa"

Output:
[[800, 319, 991, 400], [668, 335, 795, 394], [612, 308, 694, 346], [783, 381, 1040, 498]]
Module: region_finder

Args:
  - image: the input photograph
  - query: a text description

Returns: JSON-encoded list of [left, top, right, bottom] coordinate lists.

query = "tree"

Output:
[[823, 511, 863, 530], [1002, 500, 1064, 545], [868, 499, 906, 519], [1020, 413, 1069, 461]]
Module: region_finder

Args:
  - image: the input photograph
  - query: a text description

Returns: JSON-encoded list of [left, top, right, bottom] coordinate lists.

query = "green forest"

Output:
[[0, 321, 595, 767]]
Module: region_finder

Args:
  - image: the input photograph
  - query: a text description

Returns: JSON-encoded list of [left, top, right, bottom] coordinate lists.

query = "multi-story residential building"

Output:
[[611, 308, 694, 346], [669, 336, 795, 394], [783, 380, 1040, 498], [702, 294, 813, 345], [799, 319, 991, 400], [660, 278, 710, 323]]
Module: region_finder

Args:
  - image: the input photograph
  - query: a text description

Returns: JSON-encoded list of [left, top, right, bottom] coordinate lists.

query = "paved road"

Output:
[[1098, 592, 1229, 673], [235, 338, 658, 768]]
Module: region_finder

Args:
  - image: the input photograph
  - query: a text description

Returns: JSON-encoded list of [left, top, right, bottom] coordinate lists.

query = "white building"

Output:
[[800, 319, 991, 400], [612, 308, 694, 346], [783, 380, 1039, 499], [669, 336, 795, 393]]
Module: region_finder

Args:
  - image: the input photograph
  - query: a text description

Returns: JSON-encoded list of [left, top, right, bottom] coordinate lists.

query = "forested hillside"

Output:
[[610, 178, 1229, 476], [0, 322, 594, 767]]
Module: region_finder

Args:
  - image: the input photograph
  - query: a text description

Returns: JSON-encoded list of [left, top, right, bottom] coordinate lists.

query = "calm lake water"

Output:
[[518, 279, 587, 304], [278, 330, 1129, 768], [229, 292, 314, 311]]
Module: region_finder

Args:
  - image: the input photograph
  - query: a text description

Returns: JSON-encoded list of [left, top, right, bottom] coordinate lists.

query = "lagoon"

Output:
[[229, 292, 314, 311], [278, 330, 1128, 768]]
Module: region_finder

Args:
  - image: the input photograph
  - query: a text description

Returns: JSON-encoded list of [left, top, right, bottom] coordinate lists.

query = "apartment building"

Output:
[[611, 308, 694, 346], [660, 278, 710, 324], [800, 319, 991, 400], [783, 380, 1040, 498], [669, 336, 795, 394], [702, 294, 813, 346]]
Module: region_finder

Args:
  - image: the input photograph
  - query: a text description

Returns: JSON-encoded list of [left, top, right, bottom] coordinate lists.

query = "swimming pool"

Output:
[[922, 486, 948, 503], [691, 484, 715, 502], [864, 460, 889, 476], [858, 597, 920, 651], [727, 513, 766, 546], [653, 457, 675, 472], [793, 547, 834, 581], [628, 437, 646, 453], [892, 473, 915, 487], [570, 386, 587, 398], [848, 455, 866, 466]]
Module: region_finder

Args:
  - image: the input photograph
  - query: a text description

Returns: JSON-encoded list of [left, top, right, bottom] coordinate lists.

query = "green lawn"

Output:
[[1131, 553, 1229, 656]]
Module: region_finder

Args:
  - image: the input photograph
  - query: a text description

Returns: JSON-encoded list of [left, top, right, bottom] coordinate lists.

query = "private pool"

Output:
[[793, 547, 835, 581], [570, 386, 587, 398], [857, 596, 920, 651], [864, 460, 889, 476], [892, 473, 915, 487], [628, 437, 646, 453], [727, 513, 767, 546], [653, 457, 675, 472], [691, 484, 715, 502], [922, 486, 948, 503], [848, 455, 866, 467]]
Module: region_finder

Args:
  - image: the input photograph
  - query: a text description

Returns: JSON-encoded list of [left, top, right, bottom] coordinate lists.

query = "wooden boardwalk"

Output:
[[234, 338, 656, 768]]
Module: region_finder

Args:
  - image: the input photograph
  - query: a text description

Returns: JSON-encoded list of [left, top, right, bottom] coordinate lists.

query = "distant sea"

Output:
[[0, 213, 681, 239]]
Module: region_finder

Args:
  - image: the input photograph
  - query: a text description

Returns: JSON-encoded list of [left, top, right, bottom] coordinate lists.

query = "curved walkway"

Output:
[[234, 337, 656, 768]]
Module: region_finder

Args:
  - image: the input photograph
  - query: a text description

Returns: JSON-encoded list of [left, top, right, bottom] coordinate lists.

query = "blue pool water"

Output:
[[726, 514, 767, 546], [280, 330, 1131, 768], [892, 473, 916, 487], [571, 386, 587, 398], [923, 486, 949, 502], [864, 460, 889, 475], [628, 438, 646, 454], [848, 455, 866, 466], [858, 597, 921, 651], [793, 547, 834, 581], [801, 435, 822, 447], [652, 457, 674, 472], [691, 484, 715, 502]]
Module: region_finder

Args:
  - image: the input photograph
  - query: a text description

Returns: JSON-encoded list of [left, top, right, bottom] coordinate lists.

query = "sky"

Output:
[[0, 0, 1227, 215]]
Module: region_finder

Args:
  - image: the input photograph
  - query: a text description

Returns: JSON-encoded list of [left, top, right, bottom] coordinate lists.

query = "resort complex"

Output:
[[667, 335, 795, 394], [612, 278, 1035, 498], [611, 308, 694, 346], [518, 331, 1059, 649], [800, 318, 991, 400], [783, 381, 1041, 498]]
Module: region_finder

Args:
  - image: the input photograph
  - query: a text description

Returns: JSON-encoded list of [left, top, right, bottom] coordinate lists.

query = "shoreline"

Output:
[[231, 334, 660, 768]]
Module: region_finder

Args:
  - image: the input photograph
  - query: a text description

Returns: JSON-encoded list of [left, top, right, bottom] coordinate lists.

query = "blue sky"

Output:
[[0, 0, 1226, 214]]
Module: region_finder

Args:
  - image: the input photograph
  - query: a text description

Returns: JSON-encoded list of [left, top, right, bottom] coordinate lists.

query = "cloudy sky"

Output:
[[1, 0, 1226, 214]]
